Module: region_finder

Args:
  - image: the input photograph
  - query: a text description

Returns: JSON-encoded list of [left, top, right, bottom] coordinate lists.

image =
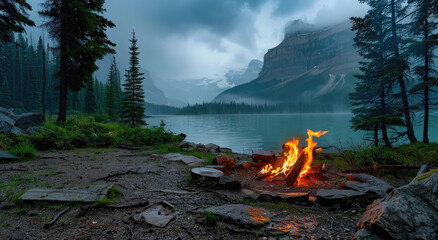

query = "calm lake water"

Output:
[[146, 113, 437, 154]]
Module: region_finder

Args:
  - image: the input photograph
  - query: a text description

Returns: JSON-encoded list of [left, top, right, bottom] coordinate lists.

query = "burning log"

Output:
[[285, 151, 306, 186]]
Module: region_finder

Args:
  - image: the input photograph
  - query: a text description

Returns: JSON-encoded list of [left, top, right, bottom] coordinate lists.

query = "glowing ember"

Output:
[[258, 129, 327, 185]]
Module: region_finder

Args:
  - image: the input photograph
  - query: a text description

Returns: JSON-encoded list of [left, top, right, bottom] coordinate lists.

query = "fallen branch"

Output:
[[43, 207, 71, 228], [117, 144, 139, 151], [0, 168, 28, 172], [342, 165, 423, 173], [93, 170, 159, 182]]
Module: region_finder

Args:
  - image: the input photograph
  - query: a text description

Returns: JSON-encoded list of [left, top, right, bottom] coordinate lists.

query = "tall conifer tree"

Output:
[[121, 31, 146, 127], [39, 0, 115, 122]]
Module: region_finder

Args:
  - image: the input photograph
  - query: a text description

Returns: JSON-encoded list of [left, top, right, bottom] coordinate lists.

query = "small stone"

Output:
[[241, 161, 252, 169], [205, 143, 220, 151], [221, 147, 232, 153], [178, 141, 190, 149], [215, 155, 235, 170]]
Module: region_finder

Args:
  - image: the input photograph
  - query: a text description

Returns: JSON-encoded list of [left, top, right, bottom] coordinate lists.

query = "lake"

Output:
[[146, 113, 437, 154]]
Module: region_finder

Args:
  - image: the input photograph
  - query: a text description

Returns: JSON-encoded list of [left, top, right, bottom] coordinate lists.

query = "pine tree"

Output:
[[406, 0, 438, 143], [39, 0, 116, 122], [388, 0, 418, 142], [85, 77, 97, 114], [0, 0, 35, 43], [105, 68, 117, 121], [121, 31, 146, 127], [350, 1, 404, 147]]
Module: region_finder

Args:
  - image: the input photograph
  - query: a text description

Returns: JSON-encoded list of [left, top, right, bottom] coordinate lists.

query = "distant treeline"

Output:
[[145, 101, 349, 115]]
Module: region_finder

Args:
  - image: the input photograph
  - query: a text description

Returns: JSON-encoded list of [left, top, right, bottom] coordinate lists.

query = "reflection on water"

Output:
[[146, 113, 436, 154]]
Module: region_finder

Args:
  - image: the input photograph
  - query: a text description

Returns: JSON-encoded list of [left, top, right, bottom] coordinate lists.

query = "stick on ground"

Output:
[[43, 207, 71, 228]]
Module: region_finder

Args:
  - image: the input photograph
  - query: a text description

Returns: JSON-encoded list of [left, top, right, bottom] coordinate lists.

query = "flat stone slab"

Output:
[[344, 181, 387, 200], [0, 150, 20, 161], [163, 153, 205, 166], [316, 189, 365, 206], [201, 204, 274, 228], [191, 167, 224, 180], [133, 204, 175, 227], [258, 190, 309, 203], [19, 184, 113, 202]]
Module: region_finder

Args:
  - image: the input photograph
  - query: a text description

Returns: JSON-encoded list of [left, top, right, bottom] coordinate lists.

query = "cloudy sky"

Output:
[[26, 0, 368, 82]]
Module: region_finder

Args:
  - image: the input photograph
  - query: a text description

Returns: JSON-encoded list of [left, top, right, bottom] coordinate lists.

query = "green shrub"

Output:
[[9, 142, 37, 160]]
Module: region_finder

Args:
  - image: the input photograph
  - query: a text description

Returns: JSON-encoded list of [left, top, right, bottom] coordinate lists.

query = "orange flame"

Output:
[[258, 129, 327, 185]]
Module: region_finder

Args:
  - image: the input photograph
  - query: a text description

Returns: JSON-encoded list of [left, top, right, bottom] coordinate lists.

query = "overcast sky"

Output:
[[26, 0, 368, 82]]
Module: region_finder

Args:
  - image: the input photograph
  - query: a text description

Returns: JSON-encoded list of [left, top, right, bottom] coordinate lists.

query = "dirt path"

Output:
[[0, 148, 361, 239]]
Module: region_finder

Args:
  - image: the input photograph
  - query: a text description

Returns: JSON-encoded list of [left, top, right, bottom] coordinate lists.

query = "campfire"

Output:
[[255, 129, 327, 186]]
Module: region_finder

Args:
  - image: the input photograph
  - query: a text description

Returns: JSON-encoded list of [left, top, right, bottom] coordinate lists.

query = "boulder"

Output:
[[218, 176, 242, 190], [354, 173, 438, 240], [0, 106, 17, 121], [195, 144, 208, 153], [343, 174, 393, 201], [26, 126, 46, 134], [10, 126, 26, 135], [0, 115, 14, 134], [220, 147, 232, 153], [178, 141, 190, 149], [15, 113, 44, 131], [205, 143, 220, 152]]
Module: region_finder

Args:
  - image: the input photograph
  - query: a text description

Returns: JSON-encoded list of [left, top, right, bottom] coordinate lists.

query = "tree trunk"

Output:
[[57, 1, 67, 123], [42, 41, 46, 119], [390, 0, 417, 143], [374, 123, 379, 147], [380, 82, 391, 148], [423, 19, 429, 143]]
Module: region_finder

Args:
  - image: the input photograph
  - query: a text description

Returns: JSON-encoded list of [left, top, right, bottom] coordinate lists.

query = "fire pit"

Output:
[[254, 129, 327, 186]]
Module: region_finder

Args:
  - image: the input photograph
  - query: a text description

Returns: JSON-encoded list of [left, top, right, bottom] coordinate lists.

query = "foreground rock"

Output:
[[354, 173, 438, 240], [344, 174, 393, 200], [0, 106, 44, 134], [133, 203, 176, 227], [191, 167, 224, 180], [316, 189, 365, 207], [201, 204, 272, 228]]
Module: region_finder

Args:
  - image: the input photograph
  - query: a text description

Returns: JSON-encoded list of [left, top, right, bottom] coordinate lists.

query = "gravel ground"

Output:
[[0, 148, 362, 240]]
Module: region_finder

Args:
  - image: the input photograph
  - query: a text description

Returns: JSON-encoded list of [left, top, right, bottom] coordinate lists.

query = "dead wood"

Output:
[[74, 200, 150, 218], [0, 168, 27, 172], [93, 170, 159, 182], [117, 144, 139, 151], [43, 207, 71, 228]]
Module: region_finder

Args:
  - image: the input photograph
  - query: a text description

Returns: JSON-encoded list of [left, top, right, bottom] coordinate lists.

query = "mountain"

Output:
[[214, 20, 360, 109], [225, 59, 263, 86], [141, 69, 168, 105]]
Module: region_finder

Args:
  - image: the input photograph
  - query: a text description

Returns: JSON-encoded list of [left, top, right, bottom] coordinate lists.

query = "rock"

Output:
[[19, 184, 113, 202], [10, 126, 25, 135], [180, 148, 193, 152], [220, 147, 232, 153], [205, 143, 220, 151], [178, 141, 190, 149], [215, 155, 235, 170], [208, 149, 218, 155], [315, 189, 365, 207], [195, 144, 208, 153], [201, 204, 272, 228], [0, 113, 14, 134], [355, 173, 438, 240], [241, 189, 261, 201], [252, 150, 276, 162], [353, 229, 383, 240], [15, 112, 44, 131], [133, 204, 175, 227], [343, 174, 392, 201], [218, 176, 242, 190], [258, 190, 309, 203], [0, 106, 17, 121], [178, 133, 187, 140], [241, 161, 252, 169], [0, 150, 20, 161], [26, 126, 47, 134], [163, 153, 205, 166], [191, 167, 224, 180]]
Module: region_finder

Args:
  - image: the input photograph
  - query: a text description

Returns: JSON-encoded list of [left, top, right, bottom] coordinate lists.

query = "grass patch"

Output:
[[8, 141, 37, 160]]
